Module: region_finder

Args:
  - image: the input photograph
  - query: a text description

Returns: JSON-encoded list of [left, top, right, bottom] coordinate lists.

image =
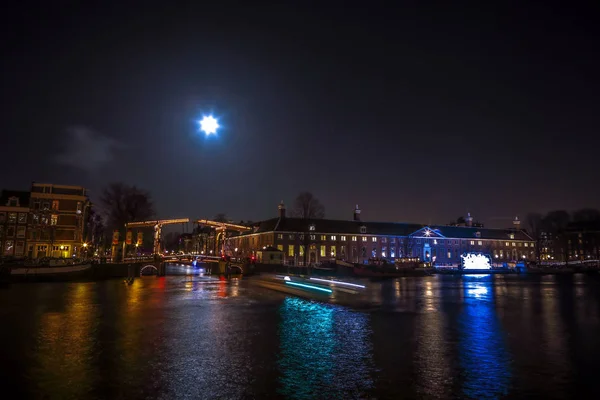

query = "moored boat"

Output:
[[9, 263, 93, 282]]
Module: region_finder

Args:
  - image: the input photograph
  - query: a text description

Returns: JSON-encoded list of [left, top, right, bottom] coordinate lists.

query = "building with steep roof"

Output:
[[226, 202, 535, 266]]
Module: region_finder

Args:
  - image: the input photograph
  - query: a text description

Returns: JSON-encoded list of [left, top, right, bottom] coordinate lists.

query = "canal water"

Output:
[[1, 266, 600, 399]]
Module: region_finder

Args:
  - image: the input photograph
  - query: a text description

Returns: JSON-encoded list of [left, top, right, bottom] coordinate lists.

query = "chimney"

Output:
[[465, 212, 473, 227], [513, 216, 520, 230], [278, 200, 286, 218], [354, 204, 361, 221]]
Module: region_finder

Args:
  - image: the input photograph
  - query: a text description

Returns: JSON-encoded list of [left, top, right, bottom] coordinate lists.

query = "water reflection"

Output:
[[277, 297, 373, 399], [34, 283, 98, 398], [459, 276, 511, 399]]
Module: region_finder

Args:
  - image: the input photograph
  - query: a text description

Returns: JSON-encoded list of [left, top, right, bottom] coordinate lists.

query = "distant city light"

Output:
[[199, 115, 219, 135]]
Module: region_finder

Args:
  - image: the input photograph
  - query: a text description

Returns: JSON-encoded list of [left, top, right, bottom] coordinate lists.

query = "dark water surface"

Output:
[[1, 267, 600, 399]]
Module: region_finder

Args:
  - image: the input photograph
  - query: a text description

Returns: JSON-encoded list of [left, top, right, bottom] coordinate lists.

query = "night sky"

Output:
[[1, 2, 598, 227]]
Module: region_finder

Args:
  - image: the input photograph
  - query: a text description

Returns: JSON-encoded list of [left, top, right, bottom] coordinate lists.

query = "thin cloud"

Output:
[[54, 126, 125, 172]]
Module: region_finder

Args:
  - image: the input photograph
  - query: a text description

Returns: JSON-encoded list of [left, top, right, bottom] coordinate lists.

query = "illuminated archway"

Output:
[[140, 265, 158, 276]]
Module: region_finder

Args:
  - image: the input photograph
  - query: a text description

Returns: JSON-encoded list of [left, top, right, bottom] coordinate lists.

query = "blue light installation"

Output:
[[461, 253, 493, 270]]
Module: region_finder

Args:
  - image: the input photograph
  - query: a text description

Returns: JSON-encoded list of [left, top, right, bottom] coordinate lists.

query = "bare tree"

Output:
[[85, 208, 105, 253], [525, 212, 543, 264], [572, 208, 600, 223], [291, 191, 325, 219], [213, 213, 228, 223], [99, 183, 156, 232], [542, 210, 570, 264]]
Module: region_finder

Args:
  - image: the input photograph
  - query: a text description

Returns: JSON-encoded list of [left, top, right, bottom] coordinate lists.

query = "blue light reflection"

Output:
[[277, 298, 373, 399], [459, 277, 511, 398]]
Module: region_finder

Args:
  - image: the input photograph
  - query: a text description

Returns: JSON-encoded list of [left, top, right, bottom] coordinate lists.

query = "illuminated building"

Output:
[[0, 190, 30, 257], [226, 202, 535, 266], [27, 183, 90, 258]]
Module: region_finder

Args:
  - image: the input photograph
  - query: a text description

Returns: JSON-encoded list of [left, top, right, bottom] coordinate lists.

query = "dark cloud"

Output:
[[54, 126, 124, 173]]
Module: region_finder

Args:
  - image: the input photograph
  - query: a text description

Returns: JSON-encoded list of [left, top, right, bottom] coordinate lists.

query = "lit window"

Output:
[[509, 233, 515, 240], [8, 213, 17, 223], [382, 247, 386, 258], [309, 224, 315, 231], [512, 242, 516, 247], [352, 236, 357, 241], [299, 246, 305, 256], [321, 235, 326, 241], [390, 248, 395, 258], [506, 242, 510, 247], [289, 234, 294, 240], [277, 234, 283, 239], [76, 202, 82, 214], [277, 244, 283, 251], [310, 235, 316, 240], [299, 234, 304, 240], [381, 237, 387, 243], [477, 241, 482, 246], [330, 246, 336, 257], [341, 236, 346, 241], [18, 213, 27, 224], [51, 200, 59, 210], [433, 239, 438, 245], [331, 235, 336, 241], [320, 245, 326, 257], [5, 240, 14, 253], [447, 251, 452, 258], [372, 237, 377, 242], [360, 226, 366, 234], [531, 243, 534, 248], [362, 237, 367, 242], [470, 240, 475, 245], [288, 245, 294, 257], [51, 215, 58, 225]]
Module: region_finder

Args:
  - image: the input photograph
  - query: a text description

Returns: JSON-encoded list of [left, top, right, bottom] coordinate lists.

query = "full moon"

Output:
[[199, 115, 219, 135]]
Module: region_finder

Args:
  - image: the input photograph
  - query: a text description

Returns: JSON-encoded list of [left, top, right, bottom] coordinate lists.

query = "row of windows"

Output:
[[0, 226, 26, 238], [0, 240, 25, 255], [1, 212, 80, 226], [272, 243, 535, 261], [0, 212, 28, 224], [274, 233, 534, 247]]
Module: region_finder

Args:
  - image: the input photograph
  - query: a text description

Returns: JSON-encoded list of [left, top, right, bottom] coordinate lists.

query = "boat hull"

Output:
[[9, 264, 93, 282]]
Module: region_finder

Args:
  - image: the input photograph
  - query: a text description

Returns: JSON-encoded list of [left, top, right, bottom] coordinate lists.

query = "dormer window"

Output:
[[475, 232, 481, 238], [7, 197, 19, 207], [360, 226, 366, 234], [309, 224, 315, 231], [509, 233, 515, 240]]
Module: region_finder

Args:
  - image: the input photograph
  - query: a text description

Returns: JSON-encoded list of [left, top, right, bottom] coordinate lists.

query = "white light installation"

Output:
[[199, 115, 219, 135], [461, 253, 492, 270]]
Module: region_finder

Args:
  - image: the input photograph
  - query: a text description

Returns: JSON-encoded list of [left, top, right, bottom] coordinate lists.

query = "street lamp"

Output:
[[198, 115, 219, 136]]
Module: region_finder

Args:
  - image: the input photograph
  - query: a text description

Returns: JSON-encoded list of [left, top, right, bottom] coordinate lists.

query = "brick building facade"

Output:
[[0, 190, 30, 257], [26, 183, 90, 258], [226, 203, 535, 266]]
